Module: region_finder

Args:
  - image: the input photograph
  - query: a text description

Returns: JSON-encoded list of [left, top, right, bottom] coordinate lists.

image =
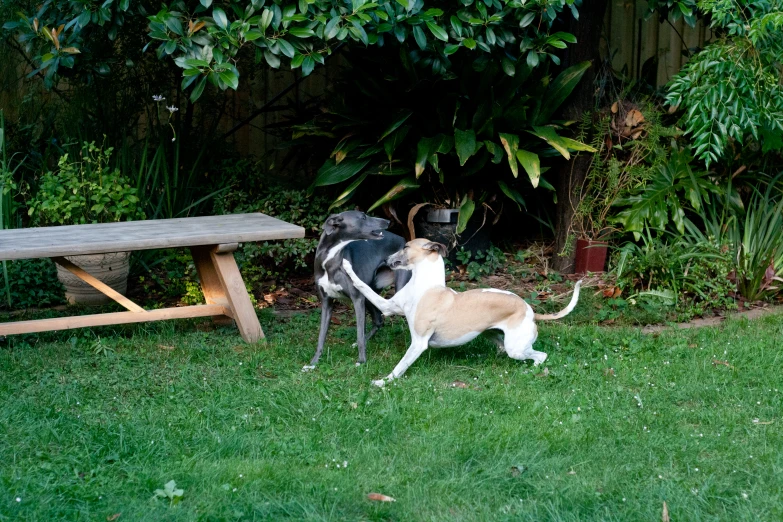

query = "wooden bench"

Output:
[[0, 213, 304, 342]]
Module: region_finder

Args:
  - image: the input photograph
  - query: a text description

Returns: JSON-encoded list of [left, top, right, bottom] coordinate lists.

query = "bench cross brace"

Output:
[[0, 244, 264, 343]]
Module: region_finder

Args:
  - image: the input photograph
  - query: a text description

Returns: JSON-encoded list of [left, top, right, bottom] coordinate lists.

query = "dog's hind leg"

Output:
[[305, 296, 334, 370], [353, 295, 369, 365], [366, 302, 384, 342], [484, 329, 506, 355], [502, 322, 548, 366]]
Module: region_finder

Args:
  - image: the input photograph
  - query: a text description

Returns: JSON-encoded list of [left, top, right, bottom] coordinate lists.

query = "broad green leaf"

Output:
[[529, 126, 570, 159], [412, 25, 427, 50], [498, 133, 519, 177], [264, 50, 280, 68], [450, 15, 463, 37], [560, 136, 596, 153], [324, 16, 340, 39], [368, 177, 420, 211], [329, 172, 369, 210], [519, 12, 535, 27], [462, 38, 476, 49], [260, 9, 274, 30], [302, 56, 315, 75], [312, 158, 370, 187], [378, 112, 413, 141], [454, 128, 476, 166], [501, 57, 515, 77], [526, 50, 539, 68], [289, 27, 315, 38], [212, 7, 228, 30], [532, 61, 590, 125], [456, 198, 475, 234], [516, 149, 540, 187], [219, 70, 239, 89], [497, 180, 526, 209], [244, 29, 264, 41], [277, 39, 296, 58], [426, 21, 448, 42], [190, 76, 207, 102], [185, 58, 210, 67], [415, 135, 443, 177], [383, 125, 411, 160]]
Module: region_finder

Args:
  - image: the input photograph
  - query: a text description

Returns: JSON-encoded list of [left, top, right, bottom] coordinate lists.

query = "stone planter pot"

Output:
[[414, 208, 491, 262], [574, 239, 608, 274], [55, 252, 131, 305]]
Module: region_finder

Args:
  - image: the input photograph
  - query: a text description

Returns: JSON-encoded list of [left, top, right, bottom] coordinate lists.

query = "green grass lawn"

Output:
[[1, 309, 781, 521]]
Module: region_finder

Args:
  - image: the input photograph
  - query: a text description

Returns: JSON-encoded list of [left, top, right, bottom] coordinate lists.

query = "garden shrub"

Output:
[[612, 235, 736, 319], [214, 184, 331, 281], [0, 258, 65, 310]]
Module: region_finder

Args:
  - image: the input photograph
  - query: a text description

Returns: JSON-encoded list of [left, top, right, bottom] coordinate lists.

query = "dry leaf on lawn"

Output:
[[107, 514, 122, 522], [367, 493, 396, 502], [662, 501, 670, 522], [451, 381, 469, 388]]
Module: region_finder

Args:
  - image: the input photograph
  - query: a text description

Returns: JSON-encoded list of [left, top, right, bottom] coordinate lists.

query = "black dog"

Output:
[[304, 211, 411, 370]]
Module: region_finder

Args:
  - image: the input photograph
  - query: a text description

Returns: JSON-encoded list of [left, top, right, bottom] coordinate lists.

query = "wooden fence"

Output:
[[1, 3, 713, 164], [231, 2, 713, 159]]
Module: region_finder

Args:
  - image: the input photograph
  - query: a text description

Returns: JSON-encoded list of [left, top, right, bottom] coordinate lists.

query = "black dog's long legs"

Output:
[[308, 296, 333, 367]]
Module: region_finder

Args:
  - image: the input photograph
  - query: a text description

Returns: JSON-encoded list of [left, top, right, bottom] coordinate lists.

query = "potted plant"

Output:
[[27, 140, 145, 305], [569, 101, 658, 273]]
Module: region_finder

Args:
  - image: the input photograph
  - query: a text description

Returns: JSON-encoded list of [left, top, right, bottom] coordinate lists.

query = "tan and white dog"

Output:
[[342, 239, 582, 386]]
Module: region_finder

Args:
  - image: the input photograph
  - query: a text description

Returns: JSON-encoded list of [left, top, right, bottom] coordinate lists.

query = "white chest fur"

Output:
[[318, 273, 345, 298], [318, 240, 354, 299]]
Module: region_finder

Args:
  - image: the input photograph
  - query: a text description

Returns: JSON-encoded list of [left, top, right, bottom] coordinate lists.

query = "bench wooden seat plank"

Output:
[[0, 213, 303, 261], [0, 213, 305, 342]]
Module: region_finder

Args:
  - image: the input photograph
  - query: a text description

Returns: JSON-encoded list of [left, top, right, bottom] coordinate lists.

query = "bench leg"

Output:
[[190, 245, 264, 343]]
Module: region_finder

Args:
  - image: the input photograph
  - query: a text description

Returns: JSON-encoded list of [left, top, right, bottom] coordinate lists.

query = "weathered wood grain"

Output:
[[0, 305, 227, 336], [51, 256, 146, 313], [210, 248, 264, 343], [0, 213, 305, 261]]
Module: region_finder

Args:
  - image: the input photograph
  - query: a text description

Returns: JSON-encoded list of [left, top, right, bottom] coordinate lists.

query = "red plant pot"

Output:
[[574, 239, 608, 274]]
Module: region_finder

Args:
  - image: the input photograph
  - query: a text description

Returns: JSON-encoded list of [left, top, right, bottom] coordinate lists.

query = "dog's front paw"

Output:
[[372, 378, 385, 387], [302, 365, 316, 372]]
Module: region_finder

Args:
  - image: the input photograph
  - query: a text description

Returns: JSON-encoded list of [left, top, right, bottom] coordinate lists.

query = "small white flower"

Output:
[[742, 492, 749, 499], [695, 468, 699, 471], [166, 105, 179, 113], [15, 497, 21, 502], [153, 94, 165, 101], [343, 461, 348, 468]]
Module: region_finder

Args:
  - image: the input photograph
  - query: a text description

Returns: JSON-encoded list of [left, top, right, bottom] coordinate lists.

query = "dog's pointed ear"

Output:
[[423, 242, 448, 258], [323, 214, 344, 235]]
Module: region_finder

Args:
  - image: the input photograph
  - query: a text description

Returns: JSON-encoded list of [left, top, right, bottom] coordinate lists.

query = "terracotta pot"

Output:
[[574, 239, 608, 274], [55, 252, 131, 305]]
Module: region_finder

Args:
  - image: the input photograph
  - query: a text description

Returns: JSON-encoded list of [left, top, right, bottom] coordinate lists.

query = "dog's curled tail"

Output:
[[534, 280, 582, 321]]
